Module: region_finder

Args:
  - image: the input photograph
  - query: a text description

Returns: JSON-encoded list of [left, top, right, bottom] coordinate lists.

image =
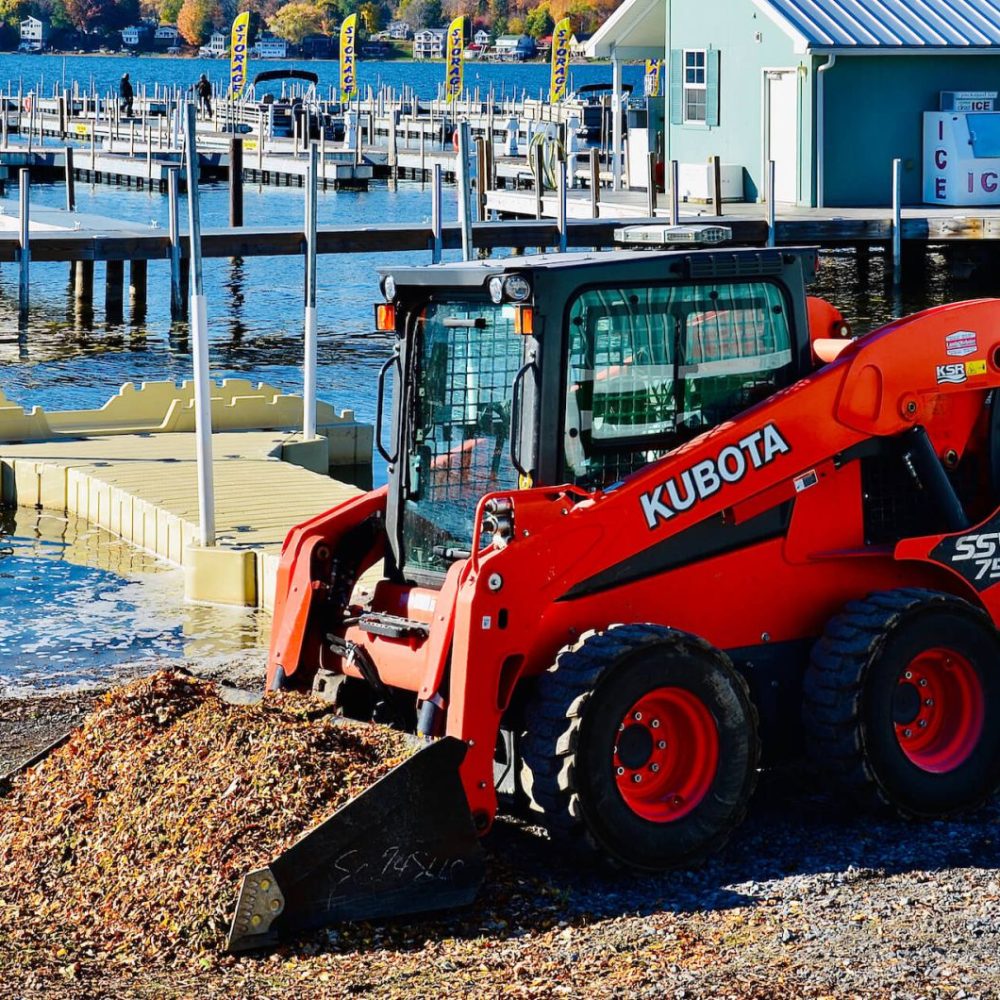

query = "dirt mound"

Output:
[[0, 671, 414, 970]]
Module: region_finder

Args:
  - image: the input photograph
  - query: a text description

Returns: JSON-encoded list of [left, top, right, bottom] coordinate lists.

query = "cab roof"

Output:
[[377, 247, 818, 289]]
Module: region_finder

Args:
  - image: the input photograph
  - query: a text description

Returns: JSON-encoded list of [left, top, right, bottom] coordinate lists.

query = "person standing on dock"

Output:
[[194, 74, 212, 118], [119, 73, 134, 117]]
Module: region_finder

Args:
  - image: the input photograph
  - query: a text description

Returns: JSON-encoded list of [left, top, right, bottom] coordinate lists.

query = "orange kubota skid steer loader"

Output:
[[225, 235, 1000, 948]]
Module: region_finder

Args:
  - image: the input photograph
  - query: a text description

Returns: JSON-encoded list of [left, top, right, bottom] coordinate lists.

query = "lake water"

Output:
[[0, 55, 998, 691], [0, 52, 641, 102]]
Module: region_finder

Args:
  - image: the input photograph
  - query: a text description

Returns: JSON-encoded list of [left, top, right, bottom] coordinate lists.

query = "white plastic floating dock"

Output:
[[0, 380, 373, 611]]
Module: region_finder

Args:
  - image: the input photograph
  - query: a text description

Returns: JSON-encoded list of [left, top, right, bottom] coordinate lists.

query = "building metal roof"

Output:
[[754, 0, 1000, 49], [585, 0, 1000, 59]]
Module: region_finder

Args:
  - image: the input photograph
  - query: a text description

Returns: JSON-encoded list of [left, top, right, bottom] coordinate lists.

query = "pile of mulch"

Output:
[[0, 671, 415, 971]]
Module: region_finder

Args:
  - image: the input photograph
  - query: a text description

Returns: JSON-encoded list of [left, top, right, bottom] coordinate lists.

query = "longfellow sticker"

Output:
[[639, 423, 791, 529]]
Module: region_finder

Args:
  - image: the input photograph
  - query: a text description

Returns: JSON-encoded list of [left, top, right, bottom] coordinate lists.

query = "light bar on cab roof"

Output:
[[614, 224, 733, 247]]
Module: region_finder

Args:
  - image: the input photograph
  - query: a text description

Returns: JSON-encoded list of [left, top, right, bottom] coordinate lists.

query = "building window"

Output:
[[683, 49, 707, 123]]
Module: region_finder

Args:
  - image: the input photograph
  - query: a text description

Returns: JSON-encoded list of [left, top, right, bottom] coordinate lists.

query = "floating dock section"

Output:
[[0, 380, 372, 611]]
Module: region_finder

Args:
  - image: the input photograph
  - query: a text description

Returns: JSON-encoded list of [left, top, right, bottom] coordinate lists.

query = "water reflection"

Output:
[[0, 506, 268, 692]]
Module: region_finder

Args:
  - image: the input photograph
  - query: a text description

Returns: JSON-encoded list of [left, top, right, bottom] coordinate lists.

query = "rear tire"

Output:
[[803, 589, 1000, 817], [521, 624, 759, 870]]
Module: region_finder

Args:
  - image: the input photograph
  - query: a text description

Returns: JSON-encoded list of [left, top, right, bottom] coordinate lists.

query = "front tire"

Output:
[[803, 589, 1000, 817], [521, 624, 759, 870]]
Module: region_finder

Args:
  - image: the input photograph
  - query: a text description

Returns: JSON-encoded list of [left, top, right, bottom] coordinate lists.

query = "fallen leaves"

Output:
[[0, 670, 414, 972]]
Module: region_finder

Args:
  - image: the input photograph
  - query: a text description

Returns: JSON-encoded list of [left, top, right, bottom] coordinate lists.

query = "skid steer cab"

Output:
[[233, 236, 1000, 951]]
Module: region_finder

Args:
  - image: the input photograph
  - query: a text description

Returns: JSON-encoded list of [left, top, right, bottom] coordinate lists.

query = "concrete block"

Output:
[[258, 551, 280, 614], [39, 465, 68, 511], [0, 461, 14, 505], [280, 437, 329, 475], [184, 545, 258, 606], [13, 461, 40, 508]]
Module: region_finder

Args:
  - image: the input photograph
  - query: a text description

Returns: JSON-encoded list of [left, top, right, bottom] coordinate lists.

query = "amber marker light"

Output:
[[374, 303, 396, 332], [514, 305, 534, 336]]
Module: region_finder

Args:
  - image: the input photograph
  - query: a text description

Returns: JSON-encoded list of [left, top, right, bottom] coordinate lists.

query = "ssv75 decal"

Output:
[[639, 423, 791, 530]]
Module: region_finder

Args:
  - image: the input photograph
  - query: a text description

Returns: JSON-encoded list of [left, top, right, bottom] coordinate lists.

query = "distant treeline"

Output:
[[0, 0, 618, 51]]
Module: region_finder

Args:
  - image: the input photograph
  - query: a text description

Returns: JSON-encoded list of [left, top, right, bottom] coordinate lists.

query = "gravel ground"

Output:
[[2, 660, 999, 999]]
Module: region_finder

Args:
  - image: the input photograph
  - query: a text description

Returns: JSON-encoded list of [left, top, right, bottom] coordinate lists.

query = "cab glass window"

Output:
[[564, 281, 794, 486]]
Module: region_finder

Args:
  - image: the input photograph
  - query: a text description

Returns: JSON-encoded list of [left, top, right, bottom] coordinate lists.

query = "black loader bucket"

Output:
[[225, 735, 486, 952]]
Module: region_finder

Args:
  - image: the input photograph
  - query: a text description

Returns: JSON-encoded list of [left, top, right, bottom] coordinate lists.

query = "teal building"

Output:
[[586, 0, 1000, 207]]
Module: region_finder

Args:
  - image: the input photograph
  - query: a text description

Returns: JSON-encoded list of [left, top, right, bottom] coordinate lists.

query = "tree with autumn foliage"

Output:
[[63, 0, 136, 29], [177, 0, 217, 43], [266, 0, 321, 42]]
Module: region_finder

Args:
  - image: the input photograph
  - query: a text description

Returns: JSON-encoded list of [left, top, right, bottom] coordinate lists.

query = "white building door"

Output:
[[767, 71, 798, 203]]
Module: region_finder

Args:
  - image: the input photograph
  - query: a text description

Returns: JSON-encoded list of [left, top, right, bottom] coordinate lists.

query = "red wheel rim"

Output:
[[893, 648, 984, 774], [613, 686, 719, 822]]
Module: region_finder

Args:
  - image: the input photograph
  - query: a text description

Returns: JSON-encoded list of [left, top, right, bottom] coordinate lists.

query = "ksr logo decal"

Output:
[[936, 359, 988, 385]]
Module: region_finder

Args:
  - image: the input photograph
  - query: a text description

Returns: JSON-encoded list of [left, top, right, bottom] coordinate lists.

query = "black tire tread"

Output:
[[803, 587, 994, 815], [521, 623, 760, 866]]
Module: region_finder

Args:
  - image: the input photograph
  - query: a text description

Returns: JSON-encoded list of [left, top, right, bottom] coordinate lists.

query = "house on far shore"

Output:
[[200, 30, 227, 57], [301, 33, 334, 58], [19, 15, 48, 51], [493, 34, 535, 61], [414, 27, 446, 59], [569, 32, 592, 58], [153, 23, 179, 49], [121, 24, 151, 48], [254, 35, 289, 58], [387, 20, 412, 40], [473, 28, 490, 47]]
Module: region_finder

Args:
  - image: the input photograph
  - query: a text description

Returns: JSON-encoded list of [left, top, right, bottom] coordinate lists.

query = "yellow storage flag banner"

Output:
[[229, 12, 250, 98], [340, 14, 358, 99], [445, 16, 464, 102], [550, 18, 571, 103], [644, 59, 662, 97]]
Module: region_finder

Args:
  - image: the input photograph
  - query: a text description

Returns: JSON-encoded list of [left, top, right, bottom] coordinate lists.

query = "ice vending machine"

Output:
[[924, 91, 1000, 206]]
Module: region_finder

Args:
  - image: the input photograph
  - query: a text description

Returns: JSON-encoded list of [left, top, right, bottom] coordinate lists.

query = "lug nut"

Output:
[[651, 719, 660, 729], [650, 763, 660, 773], [616, 766, 625, 776], [903, 728, 912, 738], [919, 720, 928, 728], [905, 671, 913, 680], [658, 740, 667, 750], [632, 774, 642, 783], [919, 679, 928, 687], [633, 712, 642, 721], [925, 699, 934, 707]]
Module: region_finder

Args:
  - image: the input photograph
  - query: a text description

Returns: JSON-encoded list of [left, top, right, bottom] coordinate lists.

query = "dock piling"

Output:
[[129, 259, 147, 323], [105, 259, 124, 325], [184, 102, 217, 548], [303, 142, 319, 441], [457, 121, 473, 262], [533, 142, 544, 220], [892, 158, 903, 286], [767, 160, 776, 248], [167, 166, 184, 321], [557, 156, 568, 252], [229, 136, 244, 227], [590, 148, 600, 222], [17, 168, 29, 325], [73, 260, 94, 317], [669, 160, 680, 226], [64, 145, 75, 211], [712, 155, 723, 216], [647, 152, 657, 217], [431, 163, 443, 264], [475, 135, 488, 221]]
